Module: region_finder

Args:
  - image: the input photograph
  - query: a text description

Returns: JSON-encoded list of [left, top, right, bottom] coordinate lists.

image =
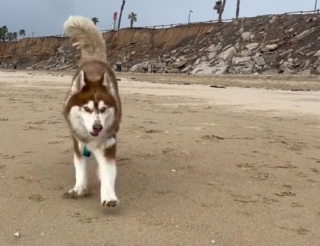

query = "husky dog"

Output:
[[62, 16, 122, 207]]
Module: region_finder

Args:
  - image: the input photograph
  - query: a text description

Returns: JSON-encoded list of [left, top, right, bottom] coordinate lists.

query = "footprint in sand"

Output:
[[250, 172, 270, 180], [48, 140, 64, 144], [28, 194, 45, 202], [201, 134, 225, 141], [23, 125, 43, 130], [291, 202, 303, 207], [275, 191, 296, 197]]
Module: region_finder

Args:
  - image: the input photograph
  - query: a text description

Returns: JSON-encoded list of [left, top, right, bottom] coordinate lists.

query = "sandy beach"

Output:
[[0, 70, 319, 246]]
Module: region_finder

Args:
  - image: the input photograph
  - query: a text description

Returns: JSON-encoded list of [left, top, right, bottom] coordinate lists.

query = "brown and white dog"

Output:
[[62, 16, 122, 207]]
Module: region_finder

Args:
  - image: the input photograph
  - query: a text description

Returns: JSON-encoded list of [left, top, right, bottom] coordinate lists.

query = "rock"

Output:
[[288, 28, 294, 32], [181, 65, 193, 73], [167, 68, 180, 73], [191, 62, 228, 75], [57, 47, 64, 54], [301, 68, 312, 75], [172, 59, 187, 68], [245, 43, 259, 50], [265, 43, 279, 51], [207, 44, 217, 52], [306, 51, 316, 56], [279, 62, 289, 72], [208, 52, 216, 60], [241, 32, 251, 41], [57, 64, 73, 70], [283, 68, 293, 75], [218, 46, 236, 60], [212, 65, 229, 75], [262, 69, 277, 75], [263, 52, 279, 65], [269, 16, 278, 24], [252, 56, 266, 66], [206, 26, 214, 34], [229, 65, 252, 74], [222, 44, 233, 51], [314, 56, 320, 66], [194, 58, 201, 66], [130, 61, 149, 73], [291, 28, 317, 42], [170, 49, 177, 54], [279, 49, 293, 57], [303, 60, 311, 69], [182, 48, 191, 54], [200, 55, 207, 61], [240, 50, 254, 57], [232, 57, 251, 65], [185, 54, 198, 61], [314, 50, 320, 57]]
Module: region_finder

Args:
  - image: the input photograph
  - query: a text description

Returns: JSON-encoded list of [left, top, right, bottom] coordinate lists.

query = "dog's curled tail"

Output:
[[63, 16, 106, 63]]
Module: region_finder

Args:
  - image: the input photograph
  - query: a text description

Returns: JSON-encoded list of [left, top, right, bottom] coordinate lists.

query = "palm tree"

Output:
[[0, 26, 8, 41], [12, 32, 18, 41], [214, 0, 227, 22], [236, 0, 240, 19], [7, 32, 13, 41], [117, 0, 126, 30], [91, 17, 99, 25], [128, 12, 137, 28], [0, 27, 4, 41], [19, 29, 26, 37]]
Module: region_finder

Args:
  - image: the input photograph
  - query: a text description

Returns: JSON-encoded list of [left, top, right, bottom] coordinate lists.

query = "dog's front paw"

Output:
[[63, 186, 90, 199], [101, 199, 119, 208], [101, 193, 119, 208]]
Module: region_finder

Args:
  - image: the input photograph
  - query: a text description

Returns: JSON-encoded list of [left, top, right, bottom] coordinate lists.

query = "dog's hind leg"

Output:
[[92, 142, 119, 207], [63, 137, 89, 198]]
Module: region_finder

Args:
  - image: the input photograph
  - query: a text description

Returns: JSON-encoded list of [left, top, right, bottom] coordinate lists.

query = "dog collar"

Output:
[[82, 145, 91, 157]]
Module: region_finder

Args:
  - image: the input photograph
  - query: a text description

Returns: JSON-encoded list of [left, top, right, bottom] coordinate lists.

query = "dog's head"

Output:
[[64, 65, 119, 139]]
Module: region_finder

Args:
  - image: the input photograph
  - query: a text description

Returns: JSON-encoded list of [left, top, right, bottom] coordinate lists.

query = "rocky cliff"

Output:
[[1, 13, 320, 75]]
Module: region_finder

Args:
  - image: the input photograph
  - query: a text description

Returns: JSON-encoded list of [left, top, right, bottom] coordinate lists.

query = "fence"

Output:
[[19, 9, 320, 39]]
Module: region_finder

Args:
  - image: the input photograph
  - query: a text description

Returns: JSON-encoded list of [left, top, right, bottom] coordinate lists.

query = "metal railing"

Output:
[[14, 9, 320, 39]]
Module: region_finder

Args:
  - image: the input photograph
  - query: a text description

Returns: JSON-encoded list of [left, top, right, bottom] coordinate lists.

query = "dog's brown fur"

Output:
[[61, 15, 122, 207], [63, 60, 122, 135]]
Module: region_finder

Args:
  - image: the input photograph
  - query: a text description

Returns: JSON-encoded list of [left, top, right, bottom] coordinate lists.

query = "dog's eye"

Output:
[[83, 106, 91, 113], [100, 107, 107, 113]]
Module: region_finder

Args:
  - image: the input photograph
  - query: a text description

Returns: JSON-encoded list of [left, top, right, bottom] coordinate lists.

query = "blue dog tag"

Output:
[[82, 146, 91, 157]]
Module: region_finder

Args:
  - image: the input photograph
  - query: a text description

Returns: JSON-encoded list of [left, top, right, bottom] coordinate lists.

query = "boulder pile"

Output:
[[130, 14, 320, 75], [2, 13, 320, 76]]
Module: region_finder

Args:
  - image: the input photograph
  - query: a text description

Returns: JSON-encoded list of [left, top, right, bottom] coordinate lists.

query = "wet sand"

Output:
[[0, 70, 320, 246]]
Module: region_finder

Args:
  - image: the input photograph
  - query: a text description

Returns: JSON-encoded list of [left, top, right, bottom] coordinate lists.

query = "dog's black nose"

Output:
[[92, 123, 103, 132]]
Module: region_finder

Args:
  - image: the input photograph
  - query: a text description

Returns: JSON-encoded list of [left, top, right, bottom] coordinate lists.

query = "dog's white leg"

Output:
[[92, 143, 119, 207], [65, 140, 89, 197]]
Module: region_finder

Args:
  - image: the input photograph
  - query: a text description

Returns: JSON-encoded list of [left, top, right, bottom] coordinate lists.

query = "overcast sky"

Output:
[[0, 0, 315, 37]]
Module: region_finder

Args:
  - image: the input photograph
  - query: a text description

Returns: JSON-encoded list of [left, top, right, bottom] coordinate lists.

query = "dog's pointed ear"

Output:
[[65, 70, 88, 105], [70, 70, 86, 95], [102, 72, 116, 97]]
